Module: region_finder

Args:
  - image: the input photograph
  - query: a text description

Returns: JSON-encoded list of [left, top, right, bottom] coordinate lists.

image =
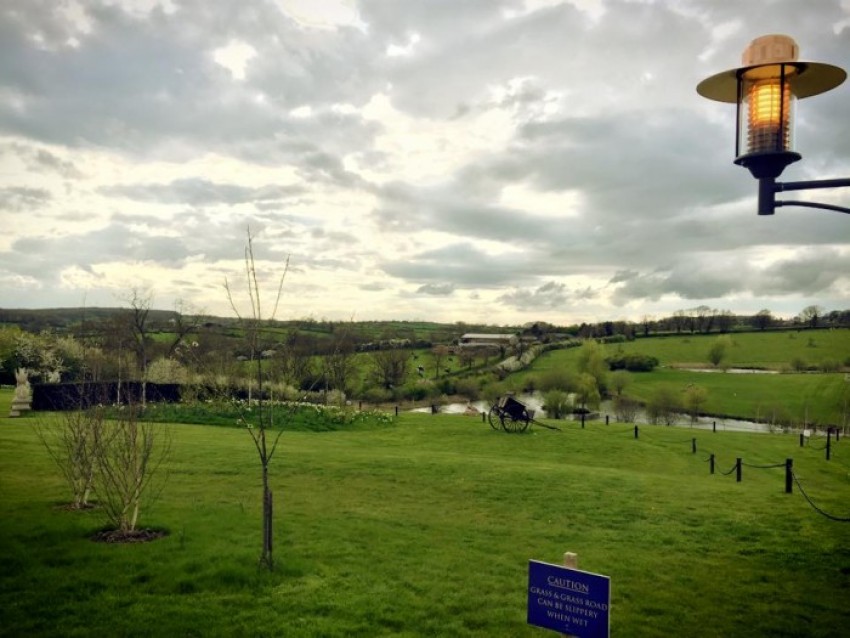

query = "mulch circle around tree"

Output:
[[90, 528, 169, 543]]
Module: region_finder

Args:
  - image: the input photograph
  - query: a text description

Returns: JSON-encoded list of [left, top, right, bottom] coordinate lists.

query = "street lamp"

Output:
[[697, 34, 850, 215]]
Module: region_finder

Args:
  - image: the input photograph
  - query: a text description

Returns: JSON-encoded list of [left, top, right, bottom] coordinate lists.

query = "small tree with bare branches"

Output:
[[92, 404, 171, 538], [36, 406, 104, 509], [225, 227, 289, 570]]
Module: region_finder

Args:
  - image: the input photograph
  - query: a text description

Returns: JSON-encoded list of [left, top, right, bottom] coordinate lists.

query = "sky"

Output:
[[1, 0, 849, 326]]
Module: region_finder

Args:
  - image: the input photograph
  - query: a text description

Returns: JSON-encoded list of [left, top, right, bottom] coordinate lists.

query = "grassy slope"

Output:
[[1, 396, 849, 637]]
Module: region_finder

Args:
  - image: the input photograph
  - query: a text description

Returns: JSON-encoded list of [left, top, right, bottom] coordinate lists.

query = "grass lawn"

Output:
[[1, 391, 849, 636]]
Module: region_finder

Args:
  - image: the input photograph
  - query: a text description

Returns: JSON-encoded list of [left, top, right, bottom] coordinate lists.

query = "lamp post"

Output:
[[697, 34, 850, 215]]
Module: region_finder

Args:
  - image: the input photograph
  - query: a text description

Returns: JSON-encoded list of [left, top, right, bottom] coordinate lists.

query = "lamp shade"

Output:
[[696, 34, 846, 103]]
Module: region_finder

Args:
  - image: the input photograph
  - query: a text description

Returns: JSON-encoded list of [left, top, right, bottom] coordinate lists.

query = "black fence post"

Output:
[[710, 453, 715, 475], [692, 438, 697, 454], [581, 412, 586, 429], [712, 421, 716, 433], [785, 458, 793, 494], [481, 411, 486, 423], [799, 432, 805, 447], [634, 425, 639, 439], [605, 415, 609, 425], [395, 405, 399, 417], [836, 429, 841, 442], [736, 458, 742, 483], [826, 430, 832, 461]]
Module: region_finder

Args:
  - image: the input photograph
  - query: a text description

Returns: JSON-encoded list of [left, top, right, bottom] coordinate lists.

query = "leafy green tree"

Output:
[[647, 385, 681, 425], [537, 367, 575, 392], [576, 340, 608, 395], [707, 336, 732, 369], [609, 370, 631, 396], [543, 390, 571, 419], [574, 372, 601, 412]]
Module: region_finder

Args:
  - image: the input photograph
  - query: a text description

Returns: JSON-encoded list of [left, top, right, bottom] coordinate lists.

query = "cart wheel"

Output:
[[501, 414, 522, 433], [487, 406, 501, 430]]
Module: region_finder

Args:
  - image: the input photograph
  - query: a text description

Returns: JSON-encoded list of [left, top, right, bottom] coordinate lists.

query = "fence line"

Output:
[[791, 470, 850, 522]]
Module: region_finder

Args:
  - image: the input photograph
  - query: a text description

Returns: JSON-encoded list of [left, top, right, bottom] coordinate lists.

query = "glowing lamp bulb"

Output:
[[746, 78, 793, 154]]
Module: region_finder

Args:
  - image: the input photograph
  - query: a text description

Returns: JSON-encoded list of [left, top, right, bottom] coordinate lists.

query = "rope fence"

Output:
[[568, 419, 848, 523], [791, 470, 850, 522]]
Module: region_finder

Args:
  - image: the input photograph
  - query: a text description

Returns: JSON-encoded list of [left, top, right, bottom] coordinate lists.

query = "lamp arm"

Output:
[[764, 177, 850, 215], [776, 177, 850, 192], [775, 200, 850, 214]]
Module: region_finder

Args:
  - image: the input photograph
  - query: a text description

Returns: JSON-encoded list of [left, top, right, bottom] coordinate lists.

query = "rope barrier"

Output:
[[720, 463, 738, 476], [791, 470, 850, 522], [741, 461, 786, 469]]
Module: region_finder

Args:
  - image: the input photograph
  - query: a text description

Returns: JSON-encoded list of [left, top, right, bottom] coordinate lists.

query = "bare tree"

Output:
[[430, 344, 450, 379], [123, 289, 154, 408], [93, 403, 170, 536], [225, 227, 288, 570], [36, 406, 104, 509], [371, 348, 411, 390], [752, 309, 773, 331], [799, 305, 824, 329]]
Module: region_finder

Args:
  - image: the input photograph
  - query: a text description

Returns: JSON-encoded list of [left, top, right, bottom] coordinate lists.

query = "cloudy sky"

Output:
[[1, 0, 848, 326]]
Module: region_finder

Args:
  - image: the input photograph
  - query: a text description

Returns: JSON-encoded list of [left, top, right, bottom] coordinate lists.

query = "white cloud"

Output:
[[0, 0, 848, 324]]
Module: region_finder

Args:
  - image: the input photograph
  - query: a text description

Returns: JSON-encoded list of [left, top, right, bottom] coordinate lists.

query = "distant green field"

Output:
[[524, 330, 850, 426], [2, 390, 850, 637], [543, 329, 850, 370]]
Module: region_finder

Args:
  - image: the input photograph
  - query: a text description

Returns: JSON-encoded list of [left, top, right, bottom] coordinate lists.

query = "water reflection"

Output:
[[411, 392, 774, 434]]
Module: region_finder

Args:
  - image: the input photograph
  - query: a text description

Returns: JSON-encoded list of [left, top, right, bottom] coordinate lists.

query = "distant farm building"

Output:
[[458, 333, 517, 349]]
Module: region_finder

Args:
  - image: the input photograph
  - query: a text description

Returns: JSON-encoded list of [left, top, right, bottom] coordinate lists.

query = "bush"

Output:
[[537, 368, 575, 392], [543, 390, 571, 420], [646, 385, 681, 425], [820, 359, 840, 373], [606, 353, 659, 372], [400, 380, 439, 401], [455, 378, 480, 401], [791, 356, 807, 372], [613, 395, 640, 423], [361, 386, 392, 405]]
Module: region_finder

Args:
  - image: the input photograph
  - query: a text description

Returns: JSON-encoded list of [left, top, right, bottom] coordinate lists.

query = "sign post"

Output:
[[527, 556, 610, 637]]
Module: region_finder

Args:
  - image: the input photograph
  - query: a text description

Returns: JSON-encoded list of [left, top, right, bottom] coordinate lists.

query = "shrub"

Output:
[[820, 359, 840, 373], [455, 378, 480, 401], [543, 390, 571, 420], [361, 386, 392, 405], [646, 385, 681, 425], [606, 353, 659, 372], [537, 368, 575, 392], [613, 395, 640, 423], [400, 380, 439, 401], [791, 356, 807, 372]]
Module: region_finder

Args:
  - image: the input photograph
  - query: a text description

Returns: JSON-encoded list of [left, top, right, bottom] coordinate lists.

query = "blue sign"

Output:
[[527, 560, 610, 637]]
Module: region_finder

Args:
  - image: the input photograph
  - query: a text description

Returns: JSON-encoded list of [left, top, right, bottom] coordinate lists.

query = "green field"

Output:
[[2, 387, 849, 637], [523, 330, 850, 426]]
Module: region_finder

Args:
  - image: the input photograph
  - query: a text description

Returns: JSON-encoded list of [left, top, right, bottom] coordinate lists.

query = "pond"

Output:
[[677, 367, 780, 374], [411, 392, 775, 434]]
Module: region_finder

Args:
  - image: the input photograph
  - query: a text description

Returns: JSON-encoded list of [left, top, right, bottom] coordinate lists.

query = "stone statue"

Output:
[[9, 368, 32, 417]]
